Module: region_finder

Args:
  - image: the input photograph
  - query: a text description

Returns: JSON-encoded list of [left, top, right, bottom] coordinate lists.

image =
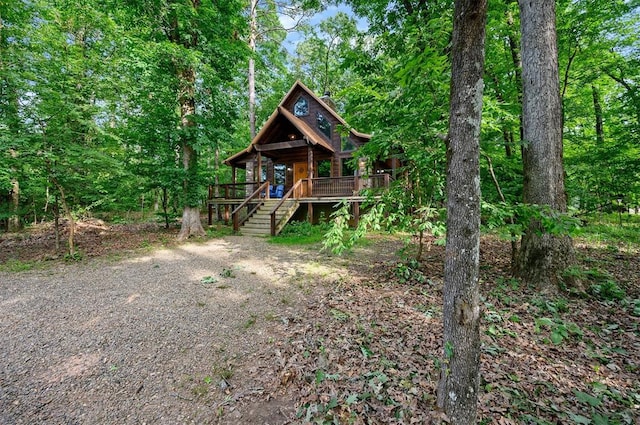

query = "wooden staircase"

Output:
[[240, 199, 300, 236]]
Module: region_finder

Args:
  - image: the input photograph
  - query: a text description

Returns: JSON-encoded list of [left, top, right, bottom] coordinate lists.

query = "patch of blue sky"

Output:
[[280, 3, 368, 54]]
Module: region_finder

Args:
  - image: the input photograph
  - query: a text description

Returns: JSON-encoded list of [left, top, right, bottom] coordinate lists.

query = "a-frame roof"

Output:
[[224, 81, 370, 166]]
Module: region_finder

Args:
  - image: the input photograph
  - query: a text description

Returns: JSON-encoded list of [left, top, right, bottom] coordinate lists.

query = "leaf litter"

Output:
[[1, 223, 638, 423]]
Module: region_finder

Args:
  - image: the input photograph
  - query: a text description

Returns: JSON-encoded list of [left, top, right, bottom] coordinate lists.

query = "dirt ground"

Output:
[[0, 221, 402, 424], [1, 220, 638, 424]]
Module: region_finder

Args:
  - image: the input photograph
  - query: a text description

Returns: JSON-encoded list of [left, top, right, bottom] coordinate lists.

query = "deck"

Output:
[[207, 174, 390, 235]]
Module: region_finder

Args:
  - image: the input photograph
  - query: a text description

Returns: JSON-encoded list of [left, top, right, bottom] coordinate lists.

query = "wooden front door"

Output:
[[293, 162, 308, 183]]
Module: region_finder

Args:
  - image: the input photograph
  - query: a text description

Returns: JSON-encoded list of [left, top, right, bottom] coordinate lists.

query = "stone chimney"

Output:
[[320, 90, 336, 111]]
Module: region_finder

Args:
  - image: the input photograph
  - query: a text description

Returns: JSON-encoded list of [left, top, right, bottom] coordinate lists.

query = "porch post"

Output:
[[307, 144, 314, 223], [257, 153, 262, 184], [391, 157, 397, 180], [353, 201, 360, 226], [207, 185, 213, 225], [307, 145, 314, 195], [232, 166, 237, 185]]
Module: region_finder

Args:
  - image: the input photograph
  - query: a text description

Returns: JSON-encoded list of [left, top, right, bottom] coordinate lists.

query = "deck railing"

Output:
[[231, 181, 269, 231], [209, 173, 391, 202]]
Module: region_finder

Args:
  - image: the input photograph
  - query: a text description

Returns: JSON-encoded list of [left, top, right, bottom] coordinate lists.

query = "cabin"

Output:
[[208, 80, 398, 235]]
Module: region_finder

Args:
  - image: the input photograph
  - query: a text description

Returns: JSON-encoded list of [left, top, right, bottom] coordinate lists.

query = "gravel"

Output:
[[0, 236, 337, 424]]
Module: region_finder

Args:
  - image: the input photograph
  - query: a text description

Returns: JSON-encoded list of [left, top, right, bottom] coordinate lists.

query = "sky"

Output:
[[279, 3, 368, 54]]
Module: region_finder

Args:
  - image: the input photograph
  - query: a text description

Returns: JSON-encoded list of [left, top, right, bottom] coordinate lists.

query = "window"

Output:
[[316, 112, 331, 139], [341, 158, 355, 177], [294, 96, 309, 116], [341, 136, 355, 152], [317, 160, 331, 177], [274, 164, 286, 185]]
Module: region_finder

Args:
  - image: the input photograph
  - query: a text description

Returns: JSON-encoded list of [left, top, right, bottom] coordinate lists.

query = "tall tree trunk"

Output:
[[516, 0, 576, 291], [51, 177, 75, 256], [592, 84, 604, 144], [436, 0, 487, 423], [177, 66, 205, 240], [248, 0, 258, 138]]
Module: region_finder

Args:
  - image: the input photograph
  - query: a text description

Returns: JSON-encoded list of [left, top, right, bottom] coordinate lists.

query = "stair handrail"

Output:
[[232, 181, 270, 232], [270, 179, 303, 236]]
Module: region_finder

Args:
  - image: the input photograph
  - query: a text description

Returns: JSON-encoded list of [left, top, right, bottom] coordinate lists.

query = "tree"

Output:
[[515, 0, 576, 290], [115, 0, 247, 240], [436, 0, 487, 423]]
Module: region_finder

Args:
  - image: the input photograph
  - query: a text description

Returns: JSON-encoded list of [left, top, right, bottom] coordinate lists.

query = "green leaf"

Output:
[[568, 413, 591, 424], [345, 393, 359, 405], [574, 390, 602, 407]]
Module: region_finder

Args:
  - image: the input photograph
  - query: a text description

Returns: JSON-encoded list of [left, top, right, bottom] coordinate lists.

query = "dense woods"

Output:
[[2, 0, 638, 238]]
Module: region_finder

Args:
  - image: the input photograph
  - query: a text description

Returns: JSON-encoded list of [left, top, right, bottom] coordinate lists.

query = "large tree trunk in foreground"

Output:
[[516, 0, 576, 291], [436, 0, 487, 423]]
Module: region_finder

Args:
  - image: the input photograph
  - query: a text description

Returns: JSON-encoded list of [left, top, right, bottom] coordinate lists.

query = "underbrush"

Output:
[[269, 221, 330, 245], [574, 213, 640, 248]]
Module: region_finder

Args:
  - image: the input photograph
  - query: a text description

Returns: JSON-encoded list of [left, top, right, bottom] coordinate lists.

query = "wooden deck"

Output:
[[207, 174, 391, 235]]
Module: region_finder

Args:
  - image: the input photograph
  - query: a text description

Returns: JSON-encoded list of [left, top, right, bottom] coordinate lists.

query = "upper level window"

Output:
[[294, 96, 308, 117], [316, 112, 331, 139], [341, 136, 355, 152]]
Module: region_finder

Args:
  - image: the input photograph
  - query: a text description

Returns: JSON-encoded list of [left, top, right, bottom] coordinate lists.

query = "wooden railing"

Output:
[[304, 174, 391, 197], [231, 181, 269, 232], [210, 173, 391, 203], [212, 182, 261, 199], [270, 180, 303, 236]]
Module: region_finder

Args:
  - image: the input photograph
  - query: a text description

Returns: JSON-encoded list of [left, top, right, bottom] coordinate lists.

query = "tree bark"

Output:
[[516, 0, 576, 291], [177, 66, 205, 240], [592, 84, 604, 144], [436, 0, 487, 423], [248, 0, 258, 139]]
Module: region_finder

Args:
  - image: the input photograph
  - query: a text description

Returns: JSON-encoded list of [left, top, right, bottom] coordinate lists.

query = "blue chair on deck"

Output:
[[275, 184, 285, 198], [270, 184, 284, 198]]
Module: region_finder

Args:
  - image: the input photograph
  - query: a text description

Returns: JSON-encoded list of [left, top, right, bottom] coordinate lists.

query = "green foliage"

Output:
[[535, 317, 583, 345], [394, 259, 426, 284], [588, 280, 626, 302], [271, 221, 329, 245]]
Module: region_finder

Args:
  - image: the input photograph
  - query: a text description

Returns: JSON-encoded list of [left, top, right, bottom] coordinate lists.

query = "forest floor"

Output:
[[0, 219, 639, 424]]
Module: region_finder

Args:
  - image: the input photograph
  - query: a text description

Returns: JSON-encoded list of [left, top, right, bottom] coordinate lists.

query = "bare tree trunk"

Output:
[[8, 178, 21, 231], [248, 0, 258, 138], [592, 84, 604, 144], [52, 177, 75, 256], [436, 0, 487, 423], [516, 0, 577, 292]]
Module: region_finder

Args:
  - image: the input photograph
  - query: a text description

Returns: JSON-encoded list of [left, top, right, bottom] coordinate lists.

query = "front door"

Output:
[[293, 162, 308, 183]]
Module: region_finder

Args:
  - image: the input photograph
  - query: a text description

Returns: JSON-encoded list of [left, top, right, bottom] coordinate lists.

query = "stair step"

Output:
[[239, 199, 300, 236]]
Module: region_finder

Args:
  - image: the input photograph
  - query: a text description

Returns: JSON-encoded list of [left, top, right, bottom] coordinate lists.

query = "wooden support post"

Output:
[[353, 202, 360, 227], [224, 205, 230, 224], [307, 202, 314, 224], [208, 185, 213, 225], [257, 154, 262, 184], [307, 145, 314, 197]]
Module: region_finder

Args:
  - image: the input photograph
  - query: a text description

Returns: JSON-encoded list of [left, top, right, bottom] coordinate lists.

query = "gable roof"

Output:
[[282, 80, 371, 139], [224, 80, 370, 166]]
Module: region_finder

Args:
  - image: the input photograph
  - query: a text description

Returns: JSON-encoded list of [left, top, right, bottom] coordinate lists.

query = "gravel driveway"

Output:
[[0, 236, 337, 424]]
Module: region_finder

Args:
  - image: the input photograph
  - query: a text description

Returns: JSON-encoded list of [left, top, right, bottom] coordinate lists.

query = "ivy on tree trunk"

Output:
[[516, 0, 577, 292]]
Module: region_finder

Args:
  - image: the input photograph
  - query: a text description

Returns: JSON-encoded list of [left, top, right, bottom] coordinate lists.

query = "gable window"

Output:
[[341, 136, 355, 152], [316, 112, 331, 139], [294, 96, 309, 117]]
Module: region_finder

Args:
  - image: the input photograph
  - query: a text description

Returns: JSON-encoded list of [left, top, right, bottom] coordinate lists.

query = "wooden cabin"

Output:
[[208, 80, 397, 235]]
